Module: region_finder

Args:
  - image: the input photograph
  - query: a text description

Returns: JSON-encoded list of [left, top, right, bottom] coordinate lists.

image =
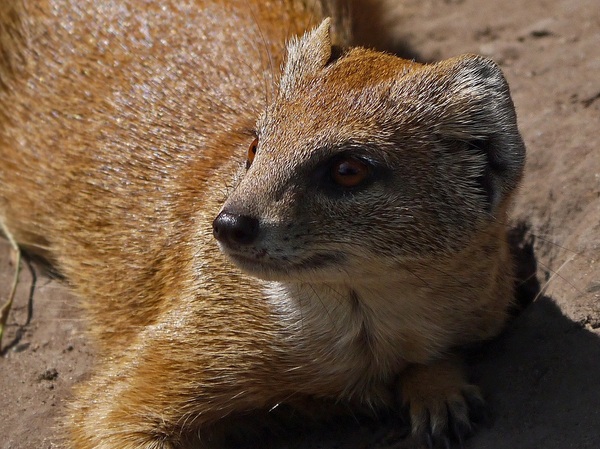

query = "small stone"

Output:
[[38, 368, 59, 381]]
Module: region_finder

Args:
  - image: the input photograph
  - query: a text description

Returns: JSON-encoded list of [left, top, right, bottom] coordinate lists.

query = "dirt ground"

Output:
[[1, 0, 599, 448]]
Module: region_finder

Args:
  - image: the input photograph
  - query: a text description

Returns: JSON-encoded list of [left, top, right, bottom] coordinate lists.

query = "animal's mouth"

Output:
[[221, 248, 345, 279]]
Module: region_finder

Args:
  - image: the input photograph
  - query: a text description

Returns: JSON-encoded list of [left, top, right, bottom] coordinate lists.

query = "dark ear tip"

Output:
[[437, 54, 526, 209], [445, 55, 510, 96], [451, 54, 503, 75]]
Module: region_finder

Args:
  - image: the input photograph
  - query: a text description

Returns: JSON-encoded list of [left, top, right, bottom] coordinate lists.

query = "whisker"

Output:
[[534, 255, 583, 299]]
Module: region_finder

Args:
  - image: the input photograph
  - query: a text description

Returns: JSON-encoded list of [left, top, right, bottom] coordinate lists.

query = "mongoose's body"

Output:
[[0, 1, 525, 447]]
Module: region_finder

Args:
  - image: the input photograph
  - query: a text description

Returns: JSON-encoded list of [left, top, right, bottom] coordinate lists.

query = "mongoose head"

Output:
[[213, 19, 526, 283]]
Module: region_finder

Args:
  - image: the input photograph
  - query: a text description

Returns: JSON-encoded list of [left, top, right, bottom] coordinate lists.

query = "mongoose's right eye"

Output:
[[246, 137, 259, 169]]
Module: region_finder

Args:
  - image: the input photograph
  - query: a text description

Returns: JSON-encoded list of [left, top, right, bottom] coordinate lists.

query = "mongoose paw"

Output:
[[397, 361, 488, 448]]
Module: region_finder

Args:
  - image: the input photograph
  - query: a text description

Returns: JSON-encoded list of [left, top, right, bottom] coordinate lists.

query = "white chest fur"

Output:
[[264, 280, 448, 404]]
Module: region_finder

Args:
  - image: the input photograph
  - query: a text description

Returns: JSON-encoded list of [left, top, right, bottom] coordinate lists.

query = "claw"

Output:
[[447, 405, 469, 448], [442, 436, 452, 449], [424, 430, 434, 449], [463, 388, 491, 426]]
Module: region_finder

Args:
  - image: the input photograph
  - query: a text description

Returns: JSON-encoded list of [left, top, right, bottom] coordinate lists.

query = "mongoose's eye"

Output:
[[246, 137, 258, 169], [330, 157, 371, 188]]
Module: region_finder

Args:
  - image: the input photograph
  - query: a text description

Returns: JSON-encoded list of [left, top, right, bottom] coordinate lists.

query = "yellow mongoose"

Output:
[[0, 0, 525, 447]]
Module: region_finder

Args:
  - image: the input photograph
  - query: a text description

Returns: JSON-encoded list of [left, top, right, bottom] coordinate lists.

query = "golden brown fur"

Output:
[[0, 1, 525, 448]]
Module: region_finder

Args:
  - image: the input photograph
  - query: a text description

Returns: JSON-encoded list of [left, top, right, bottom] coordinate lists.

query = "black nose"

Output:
[[212, 211, 260, 246]]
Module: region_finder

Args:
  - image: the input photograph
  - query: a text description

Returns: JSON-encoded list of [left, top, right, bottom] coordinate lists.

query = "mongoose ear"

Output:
[[280, 18, 332, 98], [436, 55, 526, 211]]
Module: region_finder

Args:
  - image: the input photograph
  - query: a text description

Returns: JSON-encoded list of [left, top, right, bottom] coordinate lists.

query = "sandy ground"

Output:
[[1, 0, 599, 448]]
